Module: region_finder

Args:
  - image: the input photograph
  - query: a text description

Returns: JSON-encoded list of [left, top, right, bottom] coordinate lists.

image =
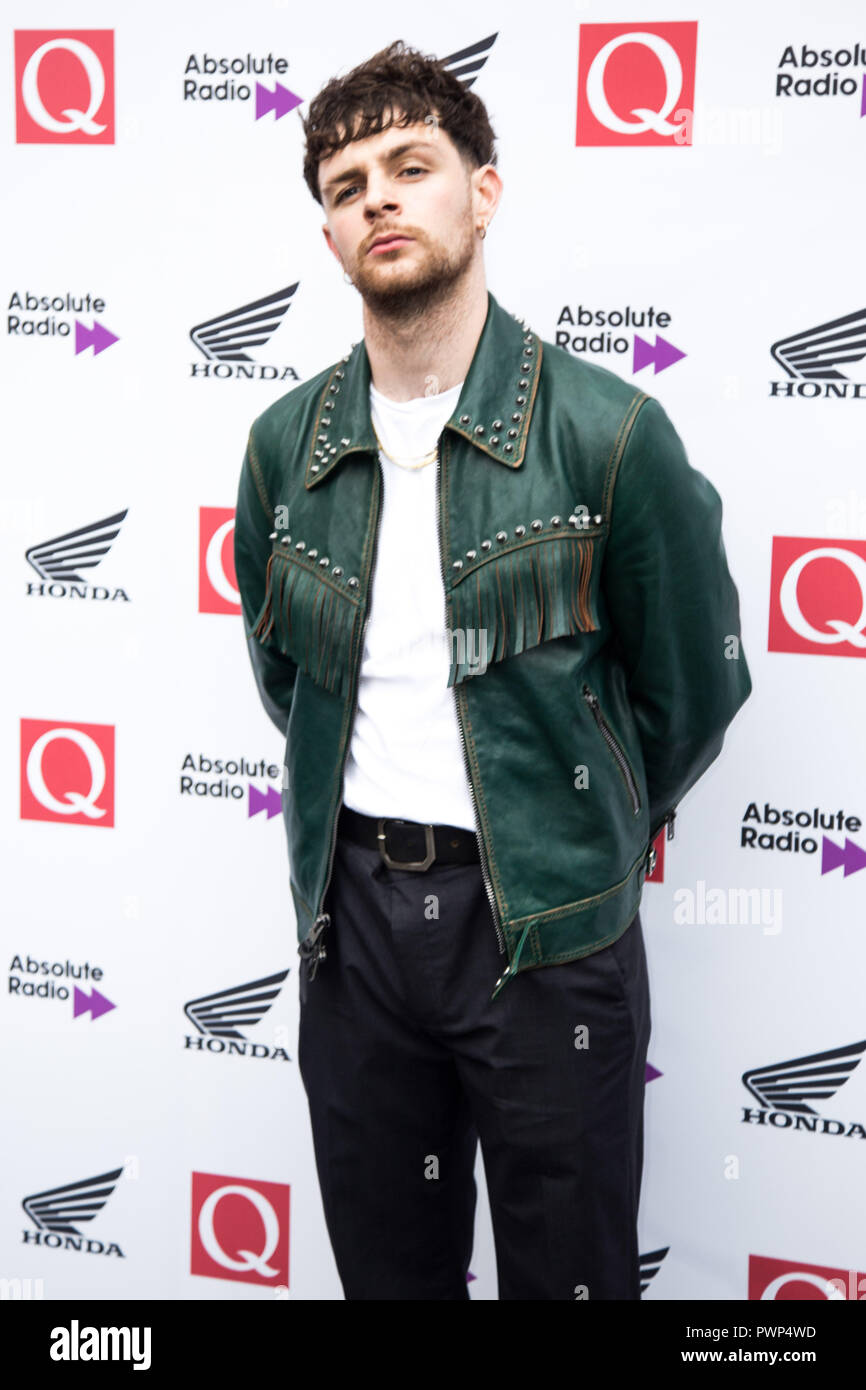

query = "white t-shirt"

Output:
[[341, 379, 477, 830]]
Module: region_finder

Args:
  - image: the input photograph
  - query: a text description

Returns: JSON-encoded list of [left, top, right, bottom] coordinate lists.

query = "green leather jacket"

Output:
[[234, 291, 751, 998]]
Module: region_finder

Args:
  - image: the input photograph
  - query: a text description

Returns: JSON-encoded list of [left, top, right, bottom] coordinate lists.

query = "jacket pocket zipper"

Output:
[[582, 684, 641, 816]]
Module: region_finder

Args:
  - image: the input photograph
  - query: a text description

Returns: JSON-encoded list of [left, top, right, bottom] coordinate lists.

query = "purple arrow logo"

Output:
[[633, 334, 686, 375], [255, 82, 302, 121], [73, 986, 116, 1021], [645, 1062, 662, 1083], [821, 835, 866, 878], [75, 320, 119, 357], [249, 784, 282, 819]]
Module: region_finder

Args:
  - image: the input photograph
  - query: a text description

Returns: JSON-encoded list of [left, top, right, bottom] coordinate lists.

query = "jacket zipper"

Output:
[[435, 444, 507, 963], [298, 457, 384, 980], [582, 683, 641, 815], [645, 808, 676, 876], [654, 808, 676, 842]]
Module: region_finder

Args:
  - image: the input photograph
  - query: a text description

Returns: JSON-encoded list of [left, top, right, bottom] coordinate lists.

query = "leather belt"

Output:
[[337, 804, 480, 871]]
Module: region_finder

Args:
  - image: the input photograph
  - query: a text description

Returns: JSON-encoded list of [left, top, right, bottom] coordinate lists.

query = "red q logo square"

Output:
[[749, 1254, 866, 1301], [576, 21, 697, 146], [199, 507, 240, 615], [768, 537, 866, 658], [191, 1172, 290, 1287], [20, 719, 115, 827], [15, 31, 115, 145]]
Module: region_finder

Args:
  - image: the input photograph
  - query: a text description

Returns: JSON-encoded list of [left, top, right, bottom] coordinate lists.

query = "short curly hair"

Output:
[[302, 39, 497, 205]]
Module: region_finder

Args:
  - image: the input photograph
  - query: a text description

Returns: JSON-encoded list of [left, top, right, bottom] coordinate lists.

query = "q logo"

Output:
[[768, 537, 866, 658], [191, 1172, 290, 1287], [15, 31, 115, 145], [20, 720, 115, 827], [576, 21, 697, 147], [199, 507, 240, 615], [749, 1254, 866, 1301]]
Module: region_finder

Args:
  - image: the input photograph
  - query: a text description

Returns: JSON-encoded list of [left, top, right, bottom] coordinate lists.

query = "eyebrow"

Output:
[[322, 141, 437, 201]]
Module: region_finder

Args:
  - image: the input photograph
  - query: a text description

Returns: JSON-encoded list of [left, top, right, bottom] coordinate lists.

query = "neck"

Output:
[[362, 261, 488, 402]]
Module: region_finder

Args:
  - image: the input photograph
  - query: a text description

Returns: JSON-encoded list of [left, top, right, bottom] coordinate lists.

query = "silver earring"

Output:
[[478, 221, 487, 240]]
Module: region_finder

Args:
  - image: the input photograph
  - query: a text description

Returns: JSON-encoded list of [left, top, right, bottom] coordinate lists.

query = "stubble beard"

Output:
[[349, 212, 476, 327]]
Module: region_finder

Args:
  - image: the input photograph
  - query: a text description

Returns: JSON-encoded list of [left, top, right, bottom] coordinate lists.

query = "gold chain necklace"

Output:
[[372, 422, 438, 471]]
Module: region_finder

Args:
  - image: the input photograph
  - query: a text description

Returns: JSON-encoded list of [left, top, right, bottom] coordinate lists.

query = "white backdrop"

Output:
[[3, 0, 865, 1302]]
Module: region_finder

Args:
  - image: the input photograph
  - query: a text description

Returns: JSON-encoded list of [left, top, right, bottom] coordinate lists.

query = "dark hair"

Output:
[[302, 39, 497, 205]]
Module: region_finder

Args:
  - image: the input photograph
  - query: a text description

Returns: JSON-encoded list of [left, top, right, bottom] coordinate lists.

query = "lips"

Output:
[[368, 235, 413, 254]]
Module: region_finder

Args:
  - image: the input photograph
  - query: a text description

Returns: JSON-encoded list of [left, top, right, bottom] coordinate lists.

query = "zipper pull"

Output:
[[582, 685, 597, 708], [490, 922, 533, 1002], [299, 913, 330, 980], [667, 809, 676, 841], [491, 962, 514, 1001]]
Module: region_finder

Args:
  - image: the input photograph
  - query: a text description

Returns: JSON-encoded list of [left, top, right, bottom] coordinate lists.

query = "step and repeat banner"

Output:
[[3, 0, 865, 1302]]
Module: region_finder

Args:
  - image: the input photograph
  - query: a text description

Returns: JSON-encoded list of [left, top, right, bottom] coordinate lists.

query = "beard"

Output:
[[348, 210, 476, 325]]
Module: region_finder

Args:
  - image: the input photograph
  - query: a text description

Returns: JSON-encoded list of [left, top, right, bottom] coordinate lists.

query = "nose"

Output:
[[363, 170, 400, 219]]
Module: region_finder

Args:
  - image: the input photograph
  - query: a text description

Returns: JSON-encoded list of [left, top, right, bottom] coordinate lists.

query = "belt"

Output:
[[337, 804, 480, 871]]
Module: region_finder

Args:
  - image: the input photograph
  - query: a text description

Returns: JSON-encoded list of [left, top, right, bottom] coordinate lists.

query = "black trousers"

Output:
[[298, 822, 651, 1300]]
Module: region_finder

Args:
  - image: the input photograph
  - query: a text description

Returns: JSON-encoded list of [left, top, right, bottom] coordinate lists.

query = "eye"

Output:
[[335, 184, 358, 205]]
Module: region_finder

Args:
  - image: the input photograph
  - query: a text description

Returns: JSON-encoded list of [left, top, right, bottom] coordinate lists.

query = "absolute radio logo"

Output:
[[25, 510, 130, 602], [576, 22, 697, 146], [14, 31, 114, 144], [8, 953, 115, 1020], [769, 308, 866, 400], [739, 801, 865, 878], [768, 536, 866, 657], [190, 1172, 290, 1287], [20, 720, 115, 828], [749, 1255, 866, 1301], [189, 286, 300, 382], [179, 752, 282, 816], [7, 291, 118, 354], [181, 51, 300, 118], [199, 507, 238, 613], [740, 1039, 866, 1140], [183, 969, 290, 1061], [774, 42, 866, 110], [21, 1168, 125, 1257], [555, 303, 686, 375]]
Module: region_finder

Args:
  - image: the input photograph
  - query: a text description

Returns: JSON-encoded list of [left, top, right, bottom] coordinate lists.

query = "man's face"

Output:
[[318, 114, 486, 317]]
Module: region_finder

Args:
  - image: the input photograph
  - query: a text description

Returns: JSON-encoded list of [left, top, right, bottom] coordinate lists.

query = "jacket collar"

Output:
[[304, 291, 542, 489]]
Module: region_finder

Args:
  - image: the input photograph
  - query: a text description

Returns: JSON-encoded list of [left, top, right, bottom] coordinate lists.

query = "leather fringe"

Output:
[[448, 536, 598, 686], [252, 550, 358, 700]]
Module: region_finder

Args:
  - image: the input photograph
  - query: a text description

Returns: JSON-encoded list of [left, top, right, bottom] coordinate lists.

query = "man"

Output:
[[234, 40, 751, 1300]]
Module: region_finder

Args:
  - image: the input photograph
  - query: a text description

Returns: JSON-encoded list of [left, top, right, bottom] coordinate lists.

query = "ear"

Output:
[[322, 224, 342, 267], [472, 163, 503, 226]]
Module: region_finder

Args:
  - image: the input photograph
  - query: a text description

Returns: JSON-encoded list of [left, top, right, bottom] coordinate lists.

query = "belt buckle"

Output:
[[377, 818, 436, 872]]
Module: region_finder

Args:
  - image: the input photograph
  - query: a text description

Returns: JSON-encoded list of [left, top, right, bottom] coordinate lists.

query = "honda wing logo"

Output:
[[190, 285, 298, 362], [26, 510, 127, 582], [22, 1168, 123, 1234], [184, 970, 290, 1040], [640, 1247, 669, 1296], [742, 1040, 866, 1115], [439, 33, 497, 88], [771, 307, 866, 381]]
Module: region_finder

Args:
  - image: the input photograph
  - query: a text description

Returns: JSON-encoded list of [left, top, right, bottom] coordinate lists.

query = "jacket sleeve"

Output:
[[600, 394, 751, 840], [234, 423, 298, 738]]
